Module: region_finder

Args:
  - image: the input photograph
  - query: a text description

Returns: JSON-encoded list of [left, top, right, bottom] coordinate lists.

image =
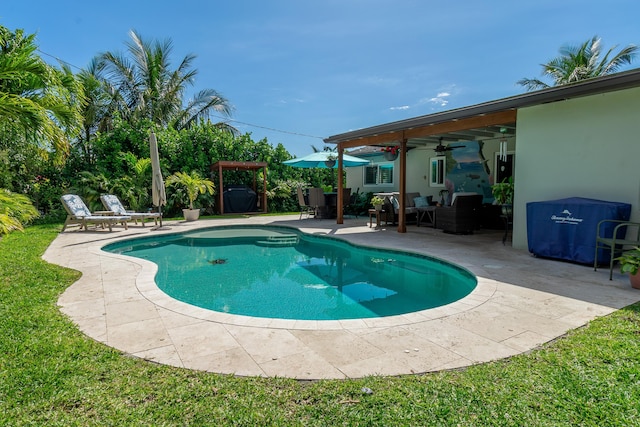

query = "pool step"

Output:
[[255, 234, 299, 247]]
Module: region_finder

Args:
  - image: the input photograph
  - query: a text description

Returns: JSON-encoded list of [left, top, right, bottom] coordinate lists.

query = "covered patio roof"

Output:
[[322, 68, 640, 231], [324, 67, 640, 149]]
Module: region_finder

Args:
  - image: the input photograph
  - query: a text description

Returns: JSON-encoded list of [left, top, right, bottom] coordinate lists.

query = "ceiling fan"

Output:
[[433, 137, 463, 154]]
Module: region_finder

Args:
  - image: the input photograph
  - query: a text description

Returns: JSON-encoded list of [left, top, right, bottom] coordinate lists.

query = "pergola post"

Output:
[[397, 136, 407, 233], [336, 145, 345, 224]]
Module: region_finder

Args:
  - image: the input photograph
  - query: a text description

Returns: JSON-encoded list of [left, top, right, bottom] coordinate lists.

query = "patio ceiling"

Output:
[[327, 110, 517, 151]]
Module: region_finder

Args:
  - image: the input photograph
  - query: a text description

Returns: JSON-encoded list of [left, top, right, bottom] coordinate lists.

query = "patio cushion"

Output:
[[451, 192, 478, 206], [413, 196, 432, 207], [61, 194, 92, 217], [101, 194, 128, 215], [391, 196, 400, 211], [405, 192, 421, 207]]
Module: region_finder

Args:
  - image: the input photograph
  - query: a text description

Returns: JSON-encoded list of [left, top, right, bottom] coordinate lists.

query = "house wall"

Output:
[[345, 154, 390, 194], [346, 151, 435, 196], [346, 140, 516, 202], [512, 86, 640, 250]]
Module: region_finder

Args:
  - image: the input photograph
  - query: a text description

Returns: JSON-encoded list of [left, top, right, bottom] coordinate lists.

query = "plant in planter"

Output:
[[165, 171, 215, 221], [491, 176, 514, 215], [491, 176, 514, 204], [370, 195, 385, 211], [615, 246, 640, 289]]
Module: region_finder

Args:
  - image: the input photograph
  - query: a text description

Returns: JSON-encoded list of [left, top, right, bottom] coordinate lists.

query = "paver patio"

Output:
[[43, 215, 640, 380]]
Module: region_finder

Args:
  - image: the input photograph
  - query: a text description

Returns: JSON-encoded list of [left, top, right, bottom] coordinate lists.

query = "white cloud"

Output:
[[428, 92, 450, 107], [416, 86, 457, 108], [390, 105, 410, 111]]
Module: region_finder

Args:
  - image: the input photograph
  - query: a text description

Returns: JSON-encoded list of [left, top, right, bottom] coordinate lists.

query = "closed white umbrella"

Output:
[[150, 132, 166, 228]]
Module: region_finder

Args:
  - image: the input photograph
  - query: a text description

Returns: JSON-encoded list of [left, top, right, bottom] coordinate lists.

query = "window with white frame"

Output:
[[364, 162, 394, 186], [430, 156, 445, 187]]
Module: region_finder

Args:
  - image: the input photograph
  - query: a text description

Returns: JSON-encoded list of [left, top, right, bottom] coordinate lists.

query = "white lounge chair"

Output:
[[100, 194, 161, 227], [61, 194, 130, 232]]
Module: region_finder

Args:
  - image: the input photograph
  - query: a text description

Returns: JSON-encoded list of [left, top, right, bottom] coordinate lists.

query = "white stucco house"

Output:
[[324, 68, 640, 252]]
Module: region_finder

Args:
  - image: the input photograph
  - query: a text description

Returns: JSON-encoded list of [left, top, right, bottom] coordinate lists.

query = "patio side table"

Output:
[[368, 208, 384, 228], [416, 206, 436, 227]]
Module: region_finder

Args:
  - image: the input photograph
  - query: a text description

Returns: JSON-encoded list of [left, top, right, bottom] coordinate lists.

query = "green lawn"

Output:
[[1, 225, 639, 426]]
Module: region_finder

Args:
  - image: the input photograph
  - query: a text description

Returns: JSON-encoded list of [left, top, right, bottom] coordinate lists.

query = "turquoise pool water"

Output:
[[104, 226, 476, 320]]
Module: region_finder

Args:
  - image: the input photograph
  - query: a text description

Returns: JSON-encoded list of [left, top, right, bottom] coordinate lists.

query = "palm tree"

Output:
[[75, 57, 114, 161], [0, 189, 39, 235], [518, 36, 638, 91], [100, 30, 236, 132], [0, 25, 83, 163]]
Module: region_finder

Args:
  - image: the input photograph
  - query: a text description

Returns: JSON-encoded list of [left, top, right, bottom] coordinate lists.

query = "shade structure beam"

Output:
[[337, 147, 344, 224]]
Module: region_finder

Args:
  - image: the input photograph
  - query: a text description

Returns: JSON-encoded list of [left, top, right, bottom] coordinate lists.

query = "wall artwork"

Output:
[[443, 141, 493, 203]]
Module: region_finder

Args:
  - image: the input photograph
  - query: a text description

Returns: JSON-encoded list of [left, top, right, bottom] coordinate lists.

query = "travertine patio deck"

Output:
[[44, 215, 639, 380]]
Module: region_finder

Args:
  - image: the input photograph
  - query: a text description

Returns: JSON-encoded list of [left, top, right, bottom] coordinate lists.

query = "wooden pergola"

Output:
[[210, 161, 268, 214]]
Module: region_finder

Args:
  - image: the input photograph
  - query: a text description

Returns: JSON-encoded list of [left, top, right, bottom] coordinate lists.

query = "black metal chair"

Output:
[[296, 186, 315, 219]]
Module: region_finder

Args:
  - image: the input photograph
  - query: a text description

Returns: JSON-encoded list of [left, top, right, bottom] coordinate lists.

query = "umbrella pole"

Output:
[[151, 205, 164, 230]]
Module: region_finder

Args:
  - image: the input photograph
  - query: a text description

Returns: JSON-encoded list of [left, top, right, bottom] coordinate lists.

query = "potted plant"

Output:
[[370, 195, 385, 211], [615, 246, 640, 289], [491, 176, 514, 215], [166, 171, 215, 221]]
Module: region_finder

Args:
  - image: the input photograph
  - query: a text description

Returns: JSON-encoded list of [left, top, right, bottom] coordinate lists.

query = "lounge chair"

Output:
[[61, 194, 131, 232], [100, 194, 161, 227]]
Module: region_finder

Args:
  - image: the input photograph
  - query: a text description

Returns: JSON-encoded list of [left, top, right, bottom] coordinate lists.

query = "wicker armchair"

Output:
[[435, 194, 483, 234]]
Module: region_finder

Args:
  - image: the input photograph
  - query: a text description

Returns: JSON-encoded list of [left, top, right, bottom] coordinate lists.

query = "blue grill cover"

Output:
[[527, 197, 631, 264]]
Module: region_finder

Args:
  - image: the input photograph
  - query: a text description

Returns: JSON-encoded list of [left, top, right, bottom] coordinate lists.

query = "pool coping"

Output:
[[46, 215, 640, 380]]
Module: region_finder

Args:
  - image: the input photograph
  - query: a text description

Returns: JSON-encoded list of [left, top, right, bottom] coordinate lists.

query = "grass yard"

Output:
[[1, 224, 639, 426]]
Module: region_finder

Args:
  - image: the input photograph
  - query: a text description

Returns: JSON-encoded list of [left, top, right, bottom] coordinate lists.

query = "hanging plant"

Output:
[[381, 146, 400, 160], [381, 146, 400, 155]]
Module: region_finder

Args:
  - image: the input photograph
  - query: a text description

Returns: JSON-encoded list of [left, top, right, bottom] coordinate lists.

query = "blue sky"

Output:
[[3, 1, 639, 157]]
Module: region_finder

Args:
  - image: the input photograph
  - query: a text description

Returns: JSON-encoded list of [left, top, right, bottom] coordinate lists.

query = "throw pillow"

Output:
[[413, 196, 431, 208], [391, 196, 400, 211]]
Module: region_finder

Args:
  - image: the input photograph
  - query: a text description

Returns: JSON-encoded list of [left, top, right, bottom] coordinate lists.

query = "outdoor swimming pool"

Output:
[[104, 225, 476, 320]]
